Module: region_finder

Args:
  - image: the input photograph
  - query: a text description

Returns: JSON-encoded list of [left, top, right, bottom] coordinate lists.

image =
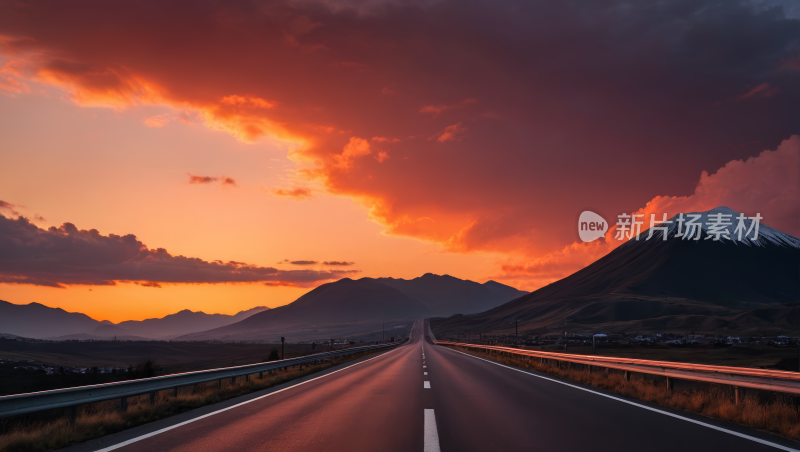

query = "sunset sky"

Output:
[[1, 0, 798, 322]]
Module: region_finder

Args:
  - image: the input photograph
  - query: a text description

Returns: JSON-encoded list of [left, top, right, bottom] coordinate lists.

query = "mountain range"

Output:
[[431, 206, 800, 336], [0, 301, 269, 340], [1, 274, 527, 341], [176, 274, 528, 341]]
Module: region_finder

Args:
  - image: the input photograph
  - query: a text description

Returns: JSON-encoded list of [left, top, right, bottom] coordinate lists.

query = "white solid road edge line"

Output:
[[95, 346, 405, 452], [448, 348, 799, 452], [424, 409, 441, 452]]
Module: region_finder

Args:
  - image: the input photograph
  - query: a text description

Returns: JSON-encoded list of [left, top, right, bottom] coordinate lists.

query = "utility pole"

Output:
[[281, 336, 285, 360]]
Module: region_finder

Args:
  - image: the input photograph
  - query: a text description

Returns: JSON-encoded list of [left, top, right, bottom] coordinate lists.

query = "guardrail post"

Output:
[[218, 379, 222, 390], [120, 397, 128, 412], [666, 377, 674, 391], [246, 374, 250, 382], [149, 391, 156, 404], [173, 387, 178, 397], [588, 365, 593, 375], [624, 371, 631, 382], [231, 376, 236, 385], [735, 387, 742, 405], [259, 371, 263, 379], [68, 405, 77, 424]]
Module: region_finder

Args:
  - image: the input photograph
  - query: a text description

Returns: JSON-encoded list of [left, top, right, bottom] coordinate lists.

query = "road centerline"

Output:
[[424, 409, 441, 452]]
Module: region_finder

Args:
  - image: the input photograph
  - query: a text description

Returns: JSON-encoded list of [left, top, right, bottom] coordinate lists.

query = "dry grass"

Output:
[[0, 351, 380, 452], [450, 346, 800, 442]]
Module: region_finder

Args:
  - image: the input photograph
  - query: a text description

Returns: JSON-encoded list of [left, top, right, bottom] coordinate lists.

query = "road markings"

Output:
[[94, 347, 404, 452], [423, 365, 427, 368], [424, 372, 428, 375], [424, 381, 431, 389], [447, 348, 800, 452], [424, 409, 441, 452]]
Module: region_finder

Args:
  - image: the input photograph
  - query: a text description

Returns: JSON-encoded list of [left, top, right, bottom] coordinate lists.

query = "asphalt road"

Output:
[[73, 320, 799, 452]]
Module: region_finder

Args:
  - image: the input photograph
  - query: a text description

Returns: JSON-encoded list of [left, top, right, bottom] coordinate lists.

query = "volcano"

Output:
[[431, 207, 800, 336]]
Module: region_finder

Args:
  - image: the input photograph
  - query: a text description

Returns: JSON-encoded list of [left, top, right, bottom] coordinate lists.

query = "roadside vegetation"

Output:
[[449, 345, 800, 442], [0, 349, 382, 452]]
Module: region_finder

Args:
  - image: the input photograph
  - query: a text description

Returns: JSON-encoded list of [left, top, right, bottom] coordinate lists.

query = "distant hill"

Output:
[[0, 300, 270, 340], [375, 274, 528, 317], [177, 278, 430, 341], [178, 274, 528, 341], [0, 300, 103, 339], [114, 306, 270, 339], [432, 207, 800, 337], [482, 280, 529, 300], [51, 332, 155, 341]]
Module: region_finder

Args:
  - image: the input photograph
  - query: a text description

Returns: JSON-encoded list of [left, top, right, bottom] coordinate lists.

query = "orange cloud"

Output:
[[188, 174, 218, 184], [432, 122, 466, 142], [0, 75, 29, 94], [419, 99, 476, 117], [3, 52, 303, 147], [0, 200, 20, 216], [736, 82, 780, 101], [188, 174, 238, 187], [497, 239, 613, 290], [497, 135, 800, 290], [375, 150, 390, 162], [136, 281, 162, 288], [220, 94, 276, 109], [626, 135, 799, 235], [144, 114, 169, 128], [334, 137, 371, 169], [263, 281, 302, 287], [272, 187, 314, 199]]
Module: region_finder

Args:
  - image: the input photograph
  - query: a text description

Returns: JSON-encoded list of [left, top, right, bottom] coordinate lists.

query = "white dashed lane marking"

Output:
[[424, 409, 441, 452], [424, 381, 431, 389]]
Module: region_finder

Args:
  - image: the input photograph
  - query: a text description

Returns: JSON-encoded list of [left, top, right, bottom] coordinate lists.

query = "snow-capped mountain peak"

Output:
[[621, 206, 800, 249]]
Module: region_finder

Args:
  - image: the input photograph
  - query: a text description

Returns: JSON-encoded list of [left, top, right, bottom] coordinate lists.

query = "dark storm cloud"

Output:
[[0, 215, 358, 287]]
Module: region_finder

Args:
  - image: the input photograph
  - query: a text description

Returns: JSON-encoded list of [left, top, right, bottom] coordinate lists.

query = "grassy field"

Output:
[[0, 349, 384, 452], [0, 340, 328, 371], [0, 340, 364, 396], [449, 345, 800, 443]]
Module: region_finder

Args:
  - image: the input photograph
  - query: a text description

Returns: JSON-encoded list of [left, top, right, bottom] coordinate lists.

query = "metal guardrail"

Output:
[[0, 340, 407, 419], [436, 341, 800, 396]]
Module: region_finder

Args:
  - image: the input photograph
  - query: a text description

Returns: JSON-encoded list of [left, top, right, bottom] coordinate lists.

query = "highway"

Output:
[[66, 320, 799, 452]]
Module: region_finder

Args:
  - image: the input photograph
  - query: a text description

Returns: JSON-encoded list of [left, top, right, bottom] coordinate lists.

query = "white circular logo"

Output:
[[579, 211, 607, 242]]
